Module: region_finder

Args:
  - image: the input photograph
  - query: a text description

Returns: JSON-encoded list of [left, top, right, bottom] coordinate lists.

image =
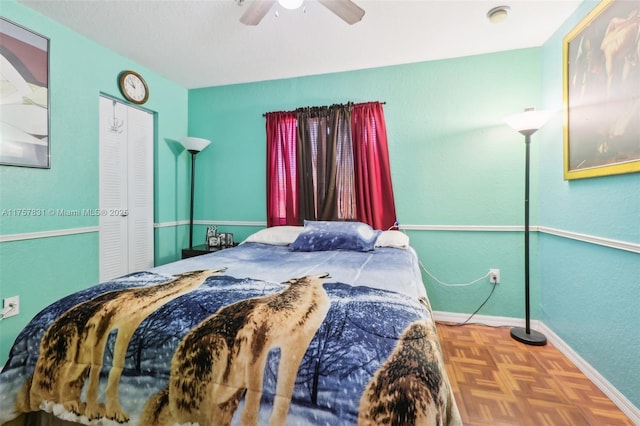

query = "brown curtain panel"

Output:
[[296, 104, 354, 222]]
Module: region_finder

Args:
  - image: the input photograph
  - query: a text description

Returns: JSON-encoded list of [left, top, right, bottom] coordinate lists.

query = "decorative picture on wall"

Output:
[[0, 18, 50, 168], [563, 0, 640, 180]]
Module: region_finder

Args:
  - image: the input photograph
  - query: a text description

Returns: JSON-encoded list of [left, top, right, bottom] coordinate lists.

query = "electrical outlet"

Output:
[[489, 269, 500, 284], [3, 296, 20, 318]]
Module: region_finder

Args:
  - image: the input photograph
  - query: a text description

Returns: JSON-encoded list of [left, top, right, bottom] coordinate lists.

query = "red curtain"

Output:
[[266, 111, 298, 227], [265, 102, 397, 230], [351, 102, 397, 230]]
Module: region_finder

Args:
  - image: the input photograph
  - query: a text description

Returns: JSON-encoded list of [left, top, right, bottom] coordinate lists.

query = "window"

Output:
[[266, 102, 397, 230]]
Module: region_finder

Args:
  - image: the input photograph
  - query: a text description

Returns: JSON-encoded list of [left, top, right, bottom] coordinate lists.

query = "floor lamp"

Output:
[[504, 107, 550, 346], [178, 137, 211, 249]]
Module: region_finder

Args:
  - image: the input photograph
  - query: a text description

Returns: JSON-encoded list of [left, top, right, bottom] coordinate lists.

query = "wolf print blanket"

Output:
[[0, 270, 461, 426]]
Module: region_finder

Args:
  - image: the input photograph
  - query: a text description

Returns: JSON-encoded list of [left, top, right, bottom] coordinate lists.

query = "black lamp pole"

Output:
[[504, 120, 547, 346], [510, 128, 547, 346], [504, 107, 549, 346], [188, 150, 197, 249], [178, 136, 211, 250]]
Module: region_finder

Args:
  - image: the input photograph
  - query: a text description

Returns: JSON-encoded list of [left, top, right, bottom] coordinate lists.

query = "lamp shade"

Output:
[[178, 136, 211, 153], [504, 107, 551, 136]]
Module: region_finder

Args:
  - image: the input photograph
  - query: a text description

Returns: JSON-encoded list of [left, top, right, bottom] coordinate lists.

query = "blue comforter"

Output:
[[0, 243, 461, 425]]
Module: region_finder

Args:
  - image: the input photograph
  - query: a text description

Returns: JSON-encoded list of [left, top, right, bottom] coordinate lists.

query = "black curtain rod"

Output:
[[262, 101, 386, 117]]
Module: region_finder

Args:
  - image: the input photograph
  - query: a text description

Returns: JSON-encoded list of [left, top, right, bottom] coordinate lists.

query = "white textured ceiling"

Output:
[[20, 0, 582, 89]]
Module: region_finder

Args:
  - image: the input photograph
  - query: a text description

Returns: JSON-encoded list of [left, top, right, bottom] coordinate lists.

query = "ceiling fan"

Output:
[[238, 0, 365, 26]]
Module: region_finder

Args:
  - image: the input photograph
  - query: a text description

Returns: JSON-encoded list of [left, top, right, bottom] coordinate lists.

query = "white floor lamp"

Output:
[[178, 136, 211, 249], [504, 107, 550, 346]]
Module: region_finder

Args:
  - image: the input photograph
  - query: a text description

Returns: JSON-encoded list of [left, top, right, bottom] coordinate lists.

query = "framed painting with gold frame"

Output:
[[563, 0, 640, 180]]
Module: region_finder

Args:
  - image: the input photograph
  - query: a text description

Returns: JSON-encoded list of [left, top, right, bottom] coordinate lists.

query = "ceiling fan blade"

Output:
[[240, 0, 276, 25], [318, 0, 365, 25]]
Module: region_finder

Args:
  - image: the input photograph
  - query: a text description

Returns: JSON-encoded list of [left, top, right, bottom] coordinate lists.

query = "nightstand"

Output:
[[181, 243, 237, 259]]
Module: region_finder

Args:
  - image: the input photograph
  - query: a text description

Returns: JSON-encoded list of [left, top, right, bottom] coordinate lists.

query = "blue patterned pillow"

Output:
[[291, 221, 381, 252]]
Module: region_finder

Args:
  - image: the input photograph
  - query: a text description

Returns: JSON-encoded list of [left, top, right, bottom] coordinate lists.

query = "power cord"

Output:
[[394, 222, 503, 327], [419, 259, 490, 287], [419, 259, 499, 326], [437, 283, 498, 327], [394, 223, 491, 287], [414, 243, 499, 325]]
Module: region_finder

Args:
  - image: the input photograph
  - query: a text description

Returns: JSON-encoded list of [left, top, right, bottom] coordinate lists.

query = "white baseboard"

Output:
[[537, 322, 640, 425], [433, 311, 538, 329], [433, 311, 640, 424]]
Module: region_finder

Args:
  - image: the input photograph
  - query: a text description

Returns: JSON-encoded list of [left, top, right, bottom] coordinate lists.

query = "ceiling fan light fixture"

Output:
[[487, 5, 510, 24], [279, 0, 304, 10]]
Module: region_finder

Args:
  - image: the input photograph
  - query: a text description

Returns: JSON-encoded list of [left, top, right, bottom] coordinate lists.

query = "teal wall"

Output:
[[0, 2, 190, 362], [188, 49, 543, 319], [537, 0, 640, 408]]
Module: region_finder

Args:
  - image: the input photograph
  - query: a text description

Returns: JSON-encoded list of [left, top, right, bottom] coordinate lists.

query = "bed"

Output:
[[0, 221, 462, 426]]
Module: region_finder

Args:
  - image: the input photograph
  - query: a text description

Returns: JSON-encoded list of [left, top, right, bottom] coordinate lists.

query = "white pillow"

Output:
[[375, 230, 410, 249], [242, 226, 304, 245]]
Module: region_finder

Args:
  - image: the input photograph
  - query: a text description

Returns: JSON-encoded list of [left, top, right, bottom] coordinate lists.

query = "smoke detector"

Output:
[[487, 6, 510, 24]]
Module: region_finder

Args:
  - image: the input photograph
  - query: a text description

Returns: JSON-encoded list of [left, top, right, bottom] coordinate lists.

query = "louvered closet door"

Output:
[[126, 105, 154, 273], [99, 96, 154, 281]]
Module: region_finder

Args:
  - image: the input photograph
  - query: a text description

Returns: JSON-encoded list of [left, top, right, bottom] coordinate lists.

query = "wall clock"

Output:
[[118, 70, 149, 105]]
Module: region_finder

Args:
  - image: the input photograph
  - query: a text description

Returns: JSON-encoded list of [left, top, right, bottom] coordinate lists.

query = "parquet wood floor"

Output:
[[436, 322, 634, 426]]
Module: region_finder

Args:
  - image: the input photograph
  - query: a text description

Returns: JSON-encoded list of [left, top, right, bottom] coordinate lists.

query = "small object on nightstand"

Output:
[[181, 242, 238, 259], [206, 226, 217, 244], [219, 232, 234, 247], [207, 235, 221, 249], [208, 231, 234, 250]]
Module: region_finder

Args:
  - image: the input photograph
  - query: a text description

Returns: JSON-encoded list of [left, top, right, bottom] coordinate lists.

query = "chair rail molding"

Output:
[[0, 227, 99, 243], [5, 222, 638, 256]]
